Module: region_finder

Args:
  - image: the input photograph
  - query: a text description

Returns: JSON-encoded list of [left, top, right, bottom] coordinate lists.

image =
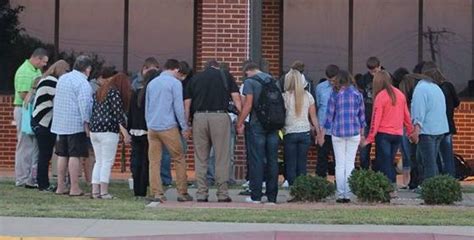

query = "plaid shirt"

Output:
[[324, 85, 366, 137], [51, 70, 93, 135]]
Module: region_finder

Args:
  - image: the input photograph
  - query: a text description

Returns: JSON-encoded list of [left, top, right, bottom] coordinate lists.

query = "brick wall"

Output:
[[3, 1, 474, 180]]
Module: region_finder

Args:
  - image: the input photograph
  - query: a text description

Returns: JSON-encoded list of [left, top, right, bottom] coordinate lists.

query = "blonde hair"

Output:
[[43, 60, 70, 78], [284, 69, 306, 117]]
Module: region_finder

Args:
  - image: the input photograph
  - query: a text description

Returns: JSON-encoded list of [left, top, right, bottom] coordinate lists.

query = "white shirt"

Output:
[[283, 91, 314, 134]]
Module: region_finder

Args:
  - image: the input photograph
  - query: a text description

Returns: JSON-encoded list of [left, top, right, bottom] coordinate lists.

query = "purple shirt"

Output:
[[324, 85, 366, 137]]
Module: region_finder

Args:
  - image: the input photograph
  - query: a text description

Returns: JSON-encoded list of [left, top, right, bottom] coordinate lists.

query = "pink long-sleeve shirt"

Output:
[[366, 87, 414, 144]]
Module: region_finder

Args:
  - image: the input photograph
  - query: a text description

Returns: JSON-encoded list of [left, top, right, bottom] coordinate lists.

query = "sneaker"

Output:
[[39, 185, 57, 193], [177, 193, 193, 202], [282, 180, 289, 188], [196, 198, 208, 202], [413, 186, 422, 194], [336, 198, 345, 203], [245, 197, 261, 204], [239, 189, 251, 196], [25, 184, 38, 189], [146, 195, 167, 203], [100, 194, 116, 200], [343, 198, 351, 203], [242, 181, 249, 188], [264, 202, 277, 206]]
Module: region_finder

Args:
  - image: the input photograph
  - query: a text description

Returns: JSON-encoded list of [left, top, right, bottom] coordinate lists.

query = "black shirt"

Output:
[[185, 67, 239, 112], [90, 88, 126, 133], [356, 72, 374, 126], [128, 90, 147, 131], [440, 81, 460, 134]]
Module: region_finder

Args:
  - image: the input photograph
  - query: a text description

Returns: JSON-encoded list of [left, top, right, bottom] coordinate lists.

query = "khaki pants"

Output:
[[13, 106, 39, 186], [148, 128, 188, 197], [193, 113, 231, 200]]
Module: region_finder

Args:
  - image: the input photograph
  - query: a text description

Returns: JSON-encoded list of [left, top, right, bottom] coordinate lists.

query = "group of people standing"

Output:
[[13, 48, 459, 204]]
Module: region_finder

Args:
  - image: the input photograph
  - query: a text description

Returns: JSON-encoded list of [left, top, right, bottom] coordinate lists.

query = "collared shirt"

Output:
[[14, 60, 42, 106], [145, 71, 188, 132], [315, 79, 333, 133], [185, 67, 239, 112], [324, 85, 366, 137], [51, 70, 93, 135], [411, 80, 449, 135]]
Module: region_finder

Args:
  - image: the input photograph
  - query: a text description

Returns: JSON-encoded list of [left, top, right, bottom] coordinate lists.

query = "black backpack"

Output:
[[251, 75, 286, 131], [454, 153, 472, 180]]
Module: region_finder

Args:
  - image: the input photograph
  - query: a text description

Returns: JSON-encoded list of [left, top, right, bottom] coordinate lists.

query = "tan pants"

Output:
[[193, 113, 231, 200], [148, 128, 188, 197]]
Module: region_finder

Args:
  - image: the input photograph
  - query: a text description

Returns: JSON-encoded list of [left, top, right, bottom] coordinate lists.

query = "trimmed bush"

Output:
[[289, 175, 335, 202], [348, 169, 393, 203], [420, 175, 462, 205]]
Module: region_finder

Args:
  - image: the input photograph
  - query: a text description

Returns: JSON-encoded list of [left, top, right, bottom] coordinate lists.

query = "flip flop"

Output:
[[69, 192, 84, 197]]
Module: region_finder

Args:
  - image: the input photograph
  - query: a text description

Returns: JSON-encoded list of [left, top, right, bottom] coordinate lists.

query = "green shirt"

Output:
[[14, 60, 41, 106]]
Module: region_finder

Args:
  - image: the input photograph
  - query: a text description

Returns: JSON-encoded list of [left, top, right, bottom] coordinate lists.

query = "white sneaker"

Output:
[[242, 181, 249, 188], [245, 197, 261, 204], [282, 180, 289, 188], [264, 202, 276, 206]]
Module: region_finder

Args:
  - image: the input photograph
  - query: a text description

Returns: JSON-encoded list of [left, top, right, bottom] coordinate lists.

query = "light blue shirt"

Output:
[[51, 70, 93, 135], [315, 80, 333, 134], [145, 71, 188, 132], [411, 80, 449, 135]]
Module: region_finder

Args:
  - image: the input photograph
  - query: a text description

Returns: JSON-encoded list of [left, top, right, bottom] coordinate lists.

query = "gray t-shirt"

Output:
[[242, 72, 272, 126]]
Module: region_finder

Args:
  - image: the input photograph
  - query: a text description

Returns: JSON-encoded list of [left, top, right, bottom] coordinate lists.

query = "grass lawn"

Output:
[[1, 181, 474, 226]]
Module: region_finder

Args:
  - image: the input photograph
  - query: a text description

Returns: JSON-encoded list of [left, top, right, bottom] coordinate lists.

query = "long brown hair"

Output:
[[42, 60, 70, 78], [96, 73, 131, 112], [137, 69, 160, 109], [373, 70, 396, 105], [284, 69, 306, 117], [333, 70, 354, 92]]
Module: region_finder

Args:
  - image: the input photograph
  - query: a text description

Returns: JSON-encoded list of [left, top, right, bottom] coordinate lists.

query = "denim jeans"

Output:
[[206, 147, 216, 184], [400, 131, 411, 170], [417, 134, 444, 182], [438, 134, 455, 177], [359, 127, 372, 170], [284, 131, 311, 185], [375, 133, 402, 183], [248, 123, 279, 202], [316, 135, 333, 178], [408, 143, 421, 189], [161, 135, 187, 185]]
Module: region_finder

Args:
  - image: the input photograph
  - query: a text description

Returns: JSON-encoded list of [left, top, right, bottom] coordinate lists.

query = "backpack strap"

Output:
[[249, 75, 267, 86]]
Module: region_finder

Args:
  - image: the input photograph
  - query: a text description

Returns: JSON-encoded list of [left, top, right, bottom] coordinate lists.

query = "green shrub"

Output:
[[348, 169, 393, 203], [289, 175, 335, 202], [420, 175, 462, 205]]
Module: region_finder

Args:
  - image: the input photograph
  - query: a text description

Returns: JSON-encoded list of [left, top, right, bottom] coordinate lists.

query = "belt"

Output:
[[195, 110, 227, 113]]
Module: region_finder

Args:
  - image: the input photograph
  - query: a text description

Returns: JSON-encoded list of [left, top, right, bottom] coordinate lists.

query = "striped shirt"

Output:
[[32, 76, 58, 128], [51, 70, 93, 135], [324, 85, 366, 137]]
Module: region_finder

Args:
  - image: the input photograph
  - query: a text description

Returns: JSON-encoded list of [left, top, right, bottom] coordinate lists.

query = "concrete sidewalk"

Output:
[[1, 217, 474, 238]]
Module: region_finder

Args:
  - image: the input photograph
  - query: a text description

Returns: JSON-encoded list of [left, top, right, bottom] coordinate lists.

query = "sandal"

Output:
[[100, 193, 116, 200], [69, 192, 84, 197], [91, 193, 101, 199]]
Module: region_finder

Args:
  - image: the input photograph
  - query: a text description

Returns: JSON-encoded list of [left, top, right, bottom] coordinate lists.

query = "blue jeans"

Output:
[[400, 131, 411, 170], [417, 134, 444, 182], [284, 131, 311, 185], [248, 123, 279, 202], [161, 135, 187, 185], [439, 134, 455, 177], [206, 147, 216, 184], [359, 127, 372, 170], [375, 133, 402, 183]]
